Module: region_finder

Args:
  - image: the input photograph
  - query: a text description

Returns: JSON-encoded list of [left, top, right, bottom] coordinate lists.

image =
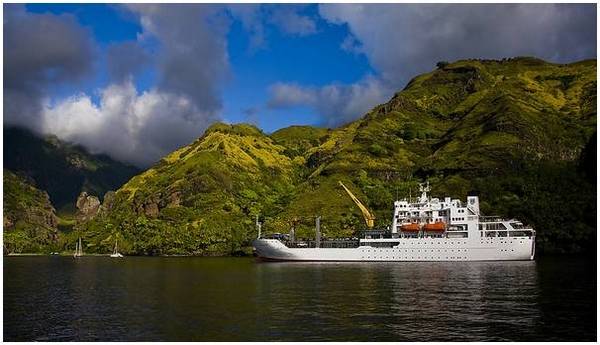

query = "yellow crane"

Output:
[[338, 181, 375, 229]]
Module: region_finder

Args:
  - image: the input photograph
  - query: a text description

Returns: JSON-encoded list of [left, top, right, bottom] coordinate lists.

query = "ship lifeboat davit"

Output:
[[423, 221, 446, 232], [400, 223, 420, 232]]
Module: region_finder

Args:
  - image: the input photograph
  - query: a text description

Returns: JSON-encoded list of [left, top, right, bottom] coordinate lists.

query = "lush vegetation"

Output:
[[3, 170, 59, 253], [5, 57, 596, 255]]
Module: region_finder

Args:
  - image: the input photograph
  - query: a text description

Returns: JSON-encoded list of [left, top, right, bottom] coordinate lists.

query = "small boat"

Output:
[[73, 237, 83, 259], [423, 221, 446, 232], [400, 223, 420, 232], [110, 239, 124, 258]]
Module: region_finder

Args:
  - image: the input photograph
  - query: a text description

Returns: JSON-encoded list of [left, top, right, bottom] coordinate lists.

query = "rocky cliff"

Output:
[[3, 170, 59, 253]]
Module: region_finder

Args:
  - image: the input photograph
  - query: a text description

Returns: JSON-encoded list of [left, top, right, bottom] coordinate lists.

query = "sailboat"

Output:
[[110, 239, 124, 258], [73, 237, 83, 258]]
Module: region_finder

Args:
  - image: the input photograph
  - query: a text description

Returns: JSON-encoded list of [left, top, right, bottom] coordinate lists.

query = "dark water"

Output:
[[4, 256, 596, 341]]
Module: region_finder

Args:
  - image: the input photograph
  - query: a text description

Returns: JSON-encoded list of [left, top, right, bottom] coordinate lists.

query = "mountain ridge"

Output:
[[6, 57, 596, 255]]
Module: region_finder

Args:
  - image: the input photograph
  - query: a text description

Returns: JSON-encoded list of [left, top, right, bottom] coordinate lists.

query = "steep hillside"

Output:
[[82, 123, 298, 255], [3, 170, 59, 253], [271, 125, 330, 158], [77, 57, 597, 255], [4, 127, 141, 211]]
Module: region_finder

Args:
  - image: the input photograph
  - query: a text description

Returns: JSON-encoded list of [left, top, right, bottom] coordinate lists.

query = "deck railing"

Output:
[[283, 239, 360, 249]]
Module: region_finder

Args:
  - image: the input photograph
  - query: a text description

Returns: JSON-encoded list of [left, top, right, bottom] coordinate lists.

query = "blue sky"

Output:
[[5, 3, 596, 166], [24, 3, 374, 132]]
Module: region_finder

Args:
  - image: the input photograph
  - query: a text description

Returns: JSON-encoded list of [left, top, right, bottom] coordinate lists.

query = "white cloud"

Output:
[[268, 77, 392, 127], [319, 4, 597, 86], [127, 4, 231, 113], [226, 4, 318, 53], [41, 81, 218, 167], [4, 4, 94, 132], [269, 6, 317, 36], [227, 4, 266, 51]]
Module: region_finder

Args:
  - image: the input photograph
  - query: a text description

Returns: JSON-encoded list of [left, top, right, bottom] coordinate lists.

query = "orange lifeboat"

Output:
[[400, 223, 420, 232], [423, 221, 446, 232]]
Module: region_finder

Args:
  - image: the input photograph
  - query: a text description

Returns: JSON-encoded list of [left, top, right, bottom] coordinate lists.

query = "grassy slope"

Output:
[[82, 123, 297, 255], [70, 57, 598, 254]]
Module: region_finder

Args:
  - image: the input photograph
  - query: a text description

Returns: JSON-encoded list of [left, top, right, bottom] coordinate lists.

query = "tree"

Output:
[[436, 61, 449, 69]]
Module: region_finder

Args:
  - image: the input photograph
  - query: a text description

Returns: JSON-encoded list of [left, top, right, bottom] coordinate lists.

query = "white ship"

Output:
[[253, 182, 536, 261]]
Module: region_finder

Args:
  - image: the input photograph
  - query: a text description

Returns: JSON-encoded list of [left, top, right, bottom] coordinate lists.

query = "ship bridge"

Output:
[[391, 183, 533, 240]]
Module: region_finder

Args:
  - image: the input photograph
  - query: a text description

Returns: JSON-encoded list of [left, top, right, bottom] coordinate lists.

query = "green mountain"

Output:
[[54, 57, 600, 254], [4, 127, 141, 212], [3, 170, 59, 253]]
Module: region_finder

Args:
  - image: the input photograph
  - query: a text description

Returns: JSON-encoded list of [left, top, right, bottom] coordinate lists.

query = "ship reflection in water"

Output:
[[4, 256, 595, 341]]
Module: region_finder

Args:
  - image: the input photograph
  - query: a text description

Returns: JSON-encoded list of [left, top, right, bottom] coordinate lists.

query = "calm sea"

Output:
[[3, 256, 596, 341]]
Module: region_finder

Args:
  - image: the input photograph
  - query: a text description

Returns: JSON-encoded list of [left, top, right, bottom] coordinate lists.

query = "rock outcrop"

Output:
[[76, 192, 101, 222]]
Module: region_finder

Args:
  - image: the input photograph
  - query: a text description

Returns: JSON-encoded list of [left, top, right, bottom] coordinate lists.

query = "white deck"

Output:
[[253, 237, 535, 262]]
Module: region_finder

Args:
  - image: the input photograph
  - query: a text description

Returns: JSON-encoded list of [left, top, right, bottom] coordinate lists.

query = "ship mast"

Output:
[[255, 215, 262, 239]]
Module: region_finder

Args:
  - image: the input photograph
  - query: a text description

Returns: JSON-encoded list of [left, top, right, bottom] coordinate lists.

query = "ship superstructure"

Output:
[[253, 183, 536, 261]]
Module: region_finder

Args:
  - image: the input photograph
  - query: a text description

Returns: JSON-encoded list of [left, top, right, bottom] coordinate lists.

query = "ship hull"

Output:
[[253, 237, 535, 262]]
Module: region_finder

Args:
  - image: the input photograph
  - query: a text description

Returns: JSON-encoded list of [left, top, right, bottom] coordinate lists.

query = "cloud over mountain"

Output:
[[5, 4, 232, 167], [267, 3, 597, 126], [319, 3, 597, 84], [41, 81, 218, 167], [3, 4, 596, 165]]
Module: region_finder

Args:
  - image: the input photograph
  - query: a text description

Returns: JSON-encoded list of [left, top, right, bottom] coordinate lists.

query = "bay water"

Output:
[[3, 256, 595, 341]]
